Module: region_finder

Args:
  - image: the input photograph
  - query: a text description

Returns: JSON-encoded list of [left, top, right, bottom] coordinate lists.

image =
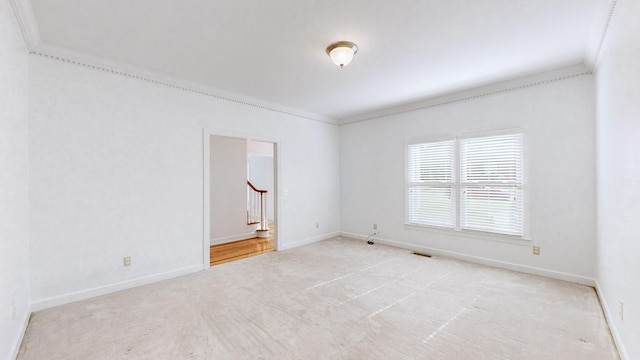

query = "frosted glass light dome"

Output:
[[326, 41, 358, 68]]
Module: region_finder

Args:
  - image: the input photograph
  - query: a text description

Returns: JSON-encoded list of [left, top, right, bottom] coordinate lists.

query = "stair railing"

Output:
[[247, 180, 268, 231]]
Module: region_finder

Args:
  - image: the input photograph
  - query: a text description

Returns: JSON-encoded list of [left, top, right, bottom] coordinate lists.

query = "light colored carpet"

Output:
[[18, 237, 619, 359]]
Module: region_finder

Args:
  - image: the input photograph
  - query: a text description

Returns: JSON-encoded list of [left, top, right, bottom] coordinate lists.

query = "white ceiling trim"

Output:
[[8, 0, 40, 50], [32, 43, 339, 124], [584, 0, 619, 70], [340, 64, 592, 125], [9, 0, 337, 125], [9, 0, 603, 127]]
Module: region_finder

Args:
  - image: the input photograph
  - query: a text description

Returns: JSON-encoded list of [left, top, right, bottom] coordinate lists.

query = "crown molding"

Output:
[[31, 43, 338, 125], [584, 0, 619, 71], [339, 64, 592, 125], [8, 0, 40, 50], [8, 0, 601, 127], [8, 0, 337, 126]]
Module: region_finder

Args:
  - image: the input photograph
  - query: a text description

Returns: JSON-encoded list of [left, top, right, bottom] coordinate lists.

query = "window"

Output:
[[460, 134, 523, 236], [406, 132, 524, 237], [407, 140, 455, 228]]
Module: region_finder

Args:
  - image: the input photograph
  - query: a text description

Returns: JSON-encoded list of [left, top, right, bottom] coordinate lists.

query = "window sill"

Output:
[[404, 223, 531, 246]]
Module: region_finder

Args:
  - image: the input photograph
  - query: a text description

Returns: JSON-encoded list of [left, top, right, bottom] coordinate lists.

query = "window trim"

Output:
[[405, 129, 529, 242]]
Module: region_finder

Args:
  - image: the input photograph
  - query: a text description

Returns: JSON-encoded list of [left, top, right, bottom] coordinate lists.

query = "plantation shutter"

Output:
[[459, 134, 523, 236], [407, 140, 455, 228]]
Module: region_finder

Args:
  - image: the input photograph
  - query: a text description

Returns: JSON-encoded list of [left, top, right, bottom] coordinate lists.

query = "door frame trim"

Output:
[[202, 128, 280, 268]]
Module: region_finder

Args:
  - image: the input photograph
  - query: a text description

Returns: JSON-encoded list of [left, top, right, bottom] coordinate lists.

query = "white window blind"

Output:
[[459, 134, 523, 236], [407, 140, 455, 228]]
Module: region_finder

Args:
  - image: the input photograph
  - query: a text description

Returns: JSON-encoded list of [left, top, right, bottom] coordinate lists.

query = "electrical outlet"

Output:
[[123, 256, 131, 267], [532, 246, 540, 255], [315, 222, 319, 229], [11, 300, 16, 321], [619, 300, 624, 321], [373, 223, 378, 230]]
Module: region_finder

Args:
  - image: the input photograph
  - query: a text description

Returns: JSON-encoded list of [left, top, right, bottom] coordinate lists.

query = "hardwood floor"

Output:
[[210, 234, 275, 267]]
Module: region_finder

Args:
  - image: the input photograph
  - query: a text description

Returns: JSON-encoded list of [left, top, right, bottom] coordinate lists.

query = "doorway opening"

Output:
[[207, 135, 277, 267]]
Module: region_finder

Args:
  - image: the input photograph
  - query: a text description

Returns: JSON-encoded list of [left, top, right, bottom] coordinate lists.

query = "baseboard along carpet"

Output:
[[17, 237, 619, 359]]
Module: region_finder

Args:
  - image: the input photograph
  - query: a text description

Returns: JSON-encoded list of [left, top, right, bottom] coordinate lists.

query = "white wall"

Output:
[[210, 135, 255, 244], [595, 0, 640, 358], [28, 55, 341, 308], [247, 139, 274, 157], [0, 1, 30, 359], [341, 73, 596, 283]]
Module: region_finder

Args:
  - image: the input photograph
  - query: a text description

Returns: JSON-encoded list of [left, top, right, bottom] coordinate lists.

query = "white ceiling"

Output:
[[26, 0, 601, 122]]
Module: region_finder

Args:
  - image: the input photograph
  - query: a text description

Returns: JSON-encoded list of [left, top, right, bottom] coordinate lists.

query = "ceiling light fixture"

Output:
[[326, 41, 358, 68]]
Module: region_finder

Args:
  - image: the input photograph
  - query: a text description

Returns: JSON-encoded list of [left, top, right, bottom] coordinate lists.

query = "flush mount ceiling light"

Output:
[[326, 41, 358, 68]]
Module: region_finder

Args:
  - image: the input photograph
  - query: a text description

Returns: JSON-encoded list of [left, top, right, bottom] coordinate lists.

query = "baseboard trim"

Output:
[[594, 280, 629, 360], [30, 264, 203, 312], [10, 304, 31, 360], [339, 232, 595, 286], [278, 232, 340, 251]]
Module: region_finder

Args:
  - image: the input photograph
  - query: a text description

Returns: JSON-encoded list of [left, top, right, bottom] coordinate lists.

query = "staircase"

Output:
[[247, 180, 269, 238]]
